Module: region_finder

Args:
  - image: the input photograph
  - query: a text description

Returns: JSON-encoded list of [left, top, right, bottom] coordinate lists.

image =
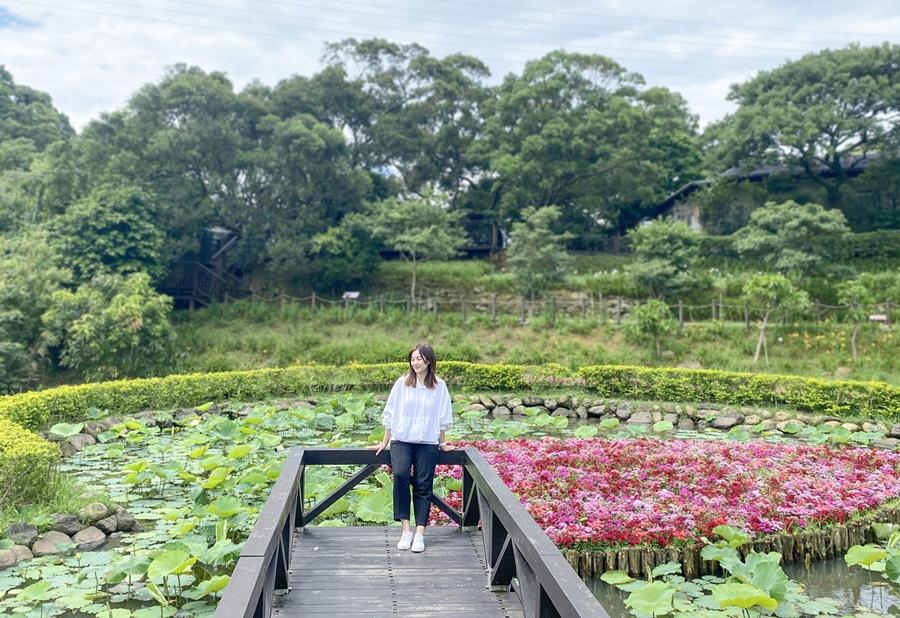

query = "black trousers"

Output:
[[390, 441, 438, 527]]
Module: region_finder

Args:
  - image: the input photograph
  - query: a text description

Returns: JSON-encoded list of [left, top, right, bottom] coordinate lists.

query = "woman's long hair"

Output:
[[404, 343, 437, 388]]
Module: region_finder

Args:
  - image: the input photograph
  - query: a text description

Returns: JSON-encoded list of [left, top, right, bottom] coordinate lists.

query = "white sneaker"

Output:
[[397, 530, 413, 550], [411, 533, 425, 553]]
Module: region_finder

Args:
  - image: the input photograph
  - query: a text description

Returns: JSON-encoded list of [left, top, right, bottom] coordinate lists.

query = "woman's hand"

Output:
[[439, 443, 456, 452], [375, 440, 389, 455]]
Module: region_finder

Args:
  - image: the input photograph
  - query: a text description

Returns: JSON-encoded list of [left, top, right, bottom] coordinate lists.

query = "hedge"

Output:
[[577, 365, 900, 421], [1, 363, 897, 433], [0, 417, 59, 508]]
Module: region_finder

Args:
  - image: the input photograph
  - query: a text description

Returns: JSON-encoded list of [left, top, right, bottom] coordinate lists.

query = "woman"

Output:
[[375, 343, 455, 553]]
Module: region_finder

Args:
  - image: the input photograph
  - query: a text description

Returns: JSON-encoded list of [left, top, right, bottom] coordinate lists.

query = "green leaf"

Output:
[[598, 418, 619, 431], [600, 570, 634, 585], [148, 549, 195, 580], [624, 580, 675, 614], [195, 401, 214, 412], [202, 466, 233, 489], [711, 582, 777, 610], [317, 519, 348, 527], [227, 444, 253, 459], [871, 523, 899, 540], [885, 553, 900, 583], [573, 425, 598, 439], [206, 496, 244, 519], [356, 489, 394, 523], [0, 539, 13, 549], [16, 580, 53, 603], [651, 562, 682, 578], [712, 525, 750, 548], [845, 544, 887, 568], [652, 420, 674, 433], [50, 422, 84, 438]]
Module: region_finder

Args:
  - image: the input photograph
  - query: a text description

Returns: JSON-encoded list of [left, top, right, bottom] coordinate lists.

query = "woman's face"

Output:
[[410, 349, 428, 373]]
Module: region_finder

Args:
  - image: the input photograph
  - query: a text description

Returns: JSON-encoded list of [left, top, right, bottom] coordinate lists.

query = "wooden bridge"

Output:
[[215, 447, 610, 618]]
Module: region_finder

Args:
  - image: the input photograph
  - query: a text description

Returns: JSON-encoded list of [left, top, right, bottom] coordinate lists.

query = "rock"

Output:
[[873, 438, 900, 450], [677, 418, 696, 431], [759, 420, 777, 431], [133, 411, 158, 425], [543, 399, 558, 411], [5, 523, 37, 547], [628, 410, 654, 424], [78, 503, 110, 524], [841, 423, 860, 433], [11, 545, 32, 563], [744, 415, 761, 426], [652, 411, 663, 423], [507, 398, 522, 409], [615, 402, 632, 420], [587, 405, 606, 417], [512, 406, 526, 415], [552, 407, 574, 417], [712, 414, 744, 430], [66, 433, 96, 452], [95, 515, 118, 535], [83, 421, 106, 437], [490, 395, 506, 406], [663, 413, 679, 425], [575, 407, 588, 419], [115, 507, 138, 532], [833, 366, 852, 379], [806, 415, 824, 426], [862, 422, 881, 433], [477, 395, 494, 408], [100, 416, 123, 430], [557, 395, 571, 407], [660, 350, 675, 359], [58, 441, 77, 457], [823, 420, 841, 429], [683, 404, 695, 418], [0, 549, 16, 569], [72, 526, 106, 551], [888, 425, 900, 439], [32, 531, 73, 556], [773, 411, 792, 422], [174, 409, 196, 422], [51, 513, 83, 536], [492, 406, 511, 416], [777, 419, 806, 433], [464, 403, 486, 412]]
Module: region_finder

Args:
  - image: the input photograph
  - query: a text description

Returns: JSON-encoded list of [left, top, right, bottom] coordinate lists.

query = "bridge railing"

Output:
[[216, 446, 609, 618]]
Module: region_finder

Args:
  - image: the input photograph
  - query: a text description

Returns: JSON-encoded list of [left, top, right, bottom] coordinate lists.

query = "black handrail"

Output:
[[215, 447, 609, 618]]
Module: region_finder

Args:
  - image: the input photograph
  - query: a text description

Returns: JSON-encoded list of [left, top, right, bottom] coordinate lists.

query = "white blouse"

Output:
[[382, 376, 453, 444]]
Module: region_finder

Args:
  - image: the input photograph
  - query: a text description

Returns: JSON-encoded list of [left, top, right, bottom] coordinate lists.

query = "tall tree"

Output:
[[476, 50, 701, 245], [705, 43, 900, 208], [625, 220, 701, 299], [506, 206, 573, 300], [733, 200, 850, 277], [742, 274, 809, 364], [0, 65, 73, 160]]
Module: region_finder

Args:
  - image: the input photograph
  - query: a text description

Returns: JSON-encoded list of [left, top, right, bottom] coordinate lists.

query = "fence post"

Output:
[[718, 294, 723, 321], [581, 297, 587, 318], [462, 298, 467, 323], [550, 297, 557, 327], [520, 298, 526, 324], [813, 300, 821, 324], [599, 292, 605, 322], [491, 294, 497, 326], [744, 303, 750, 330], [711, 300, 717, 321], [311, 292, 316, 311], [379, 296, 384, 313], [887, 300, 893, 327], [678, 300, 684, 333], [433, 297, 438, 317], [616, 298, 623, 326]]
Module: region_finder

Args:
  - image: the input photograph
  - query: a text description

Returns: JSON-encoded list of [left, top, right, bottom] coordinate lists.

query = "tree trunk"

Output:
[[655, 336, 661, 358], [752, 310, 770, 364], [851, 323, 859, 363], [410, 258, 417, 307]]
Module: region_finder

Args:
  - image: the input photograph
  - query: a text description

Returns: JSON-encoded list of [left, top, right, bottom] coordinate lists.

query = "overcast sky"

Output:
[[2, 0, 899, 131]]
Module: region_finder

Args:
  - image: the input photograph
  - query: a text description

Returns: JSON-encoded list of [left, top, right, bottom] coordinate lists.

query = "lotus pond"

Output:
[[1, 395, 898, 617]]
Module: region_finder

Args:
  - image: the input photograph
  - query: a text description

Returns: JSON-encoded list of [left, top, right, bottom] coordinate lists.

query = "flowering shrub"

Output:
[[439, 438, 900, 548]]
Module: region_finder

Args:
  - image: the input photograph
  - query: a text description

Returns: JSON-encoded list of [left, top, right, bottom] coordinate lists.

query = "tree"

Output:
[[0, 65, 73, 161], [360, 191, 466, 302], [733, 200, 850, 277], [506, 206, 573, 300], [41, 273, 175, 380], [705, 43, 900, 208], [625, 220, 701, 299], [836, 279, 874, 363], [476, 50, 701, 244], [742, 274, 810, 364], [625, 300, 676, 358], [49, 185, 166, 283]]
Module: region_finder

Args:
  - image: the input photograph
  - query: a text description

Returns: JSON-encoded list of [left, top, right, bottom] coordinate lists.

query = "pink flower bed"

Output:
[[436, 438, 900, 548]]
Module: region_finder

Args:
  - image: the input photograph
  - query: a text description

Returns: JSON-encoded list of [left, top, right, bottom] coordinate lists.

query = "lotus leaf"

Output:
[[50, 422, 84, 438], [711, 582, 777, 610], [652, 420, 674, 433], [624, 580, 675, 614], [206, 496, 244, 519], [845, 544, 887, 568], [600, 570, 634, 585], [651, 562, 682, 578], [227, 444, 254, 459]]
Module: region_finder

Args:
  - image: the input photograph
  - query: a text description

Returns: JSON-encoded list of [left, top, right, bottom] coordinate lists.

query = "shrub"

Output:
[[0, 416, 58, 508]]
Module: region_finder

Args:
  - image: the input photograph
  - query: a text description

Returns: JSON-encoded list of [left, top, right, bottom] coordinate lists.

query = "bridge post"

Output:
[[461, 467, 480, 530]]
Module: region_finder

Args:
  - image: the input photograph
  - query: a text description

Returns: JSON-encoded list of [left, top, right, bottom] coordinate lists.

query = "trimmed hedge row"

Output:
[[578, 365, 900, 421], [0, 416, 59, 508], [1, 362, 897, 433]]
